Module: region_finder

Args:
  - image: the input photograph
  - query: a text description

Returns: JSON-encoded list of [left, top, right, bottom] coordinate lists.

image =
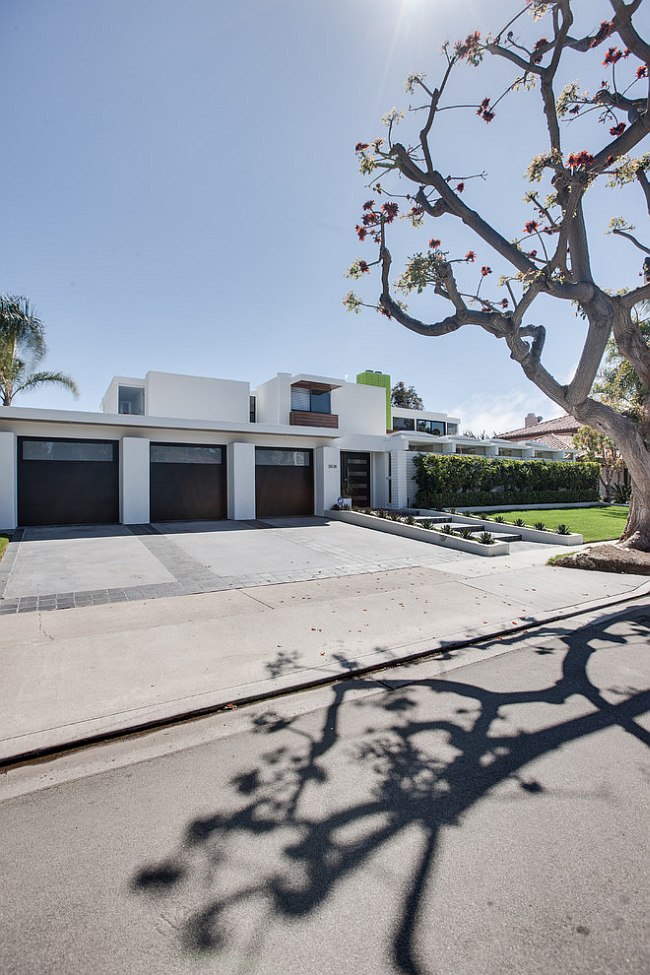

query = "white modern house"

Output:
[[0, 369, 573, 529]]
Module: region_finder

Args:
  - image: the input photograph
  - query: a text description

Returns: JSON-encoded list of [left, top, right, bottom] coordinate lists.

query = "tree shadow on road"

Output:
[[131, 606, 649, 974]]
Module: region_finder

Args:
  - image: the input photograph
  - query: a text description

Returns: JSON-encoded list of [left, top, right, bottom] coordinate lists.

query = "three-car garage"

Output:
[[14, 436, 317, 526]]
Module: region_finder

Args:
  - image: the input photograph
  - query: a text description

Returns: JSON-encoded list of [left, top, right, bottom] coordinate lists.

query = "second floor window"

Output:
[[291, 388, 331, 414], [118, 385, 145, 415]]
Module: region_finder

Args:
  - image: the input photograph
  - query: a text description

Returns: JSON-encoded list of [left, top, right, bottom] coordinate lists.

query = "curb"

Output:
[[2, 579, 648, 771]]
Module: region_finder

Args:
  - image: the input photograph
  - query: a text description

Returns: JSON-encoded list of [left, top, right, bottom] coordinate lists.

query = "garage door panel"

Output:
[[255, 448, 313, 518], [18, 439, 119, 527], [150, 444, 226, 522]]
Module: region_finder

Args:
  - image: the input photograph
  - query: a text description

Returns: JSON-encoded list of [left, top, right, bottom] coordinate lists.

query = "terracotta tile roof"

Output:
[[499, 413, 579, 440], [526, 432, 576, 451]]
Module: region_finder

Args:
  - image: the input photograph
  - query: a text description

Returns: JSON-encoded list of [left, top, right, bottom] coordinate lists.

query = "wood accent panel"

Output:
[[290, 381, 336, 392], [290, 410, 339, 428]]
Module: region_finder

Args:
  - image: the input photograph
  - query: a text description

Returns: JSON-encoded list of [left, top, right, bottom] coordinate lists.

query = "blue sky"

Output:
[[2, 0, 648, 433]]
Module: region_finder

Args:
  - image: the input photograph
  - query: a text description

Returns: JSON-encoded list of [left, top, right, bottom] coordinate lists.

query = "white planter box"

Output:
[[328, 509, 509, 557], [416, 510, 583, 546]]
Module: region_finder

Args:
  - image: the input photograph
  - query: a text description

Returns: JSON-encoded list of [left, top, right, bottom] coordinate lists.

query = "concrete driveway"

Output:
[[0, 517, 478, 612]]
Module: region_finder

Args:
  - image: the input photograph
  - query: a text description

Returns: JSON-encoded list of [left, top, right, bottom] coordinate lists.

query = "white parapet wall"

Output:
[[0, 431, 17, 530]]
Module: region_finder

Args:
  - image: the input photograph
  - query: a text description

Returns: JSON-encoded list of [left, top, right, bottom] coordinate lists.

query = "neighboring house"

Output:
[[0, 371, 574, 529], [499, 412, 629, 497], [498, 412, 580, 454]]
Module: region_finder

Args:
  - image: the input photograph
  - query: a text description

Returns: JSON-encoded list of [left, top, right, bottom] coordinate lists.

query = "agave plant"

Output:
[[555, 523, 572, 535]]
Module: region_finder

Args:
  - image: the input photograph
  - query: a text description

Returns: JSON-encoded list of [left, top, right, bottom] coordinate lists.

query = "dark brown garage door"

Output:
[[18, 437, 119, 526], [150, 443, 227, 521], [255, 447, 313, 517]]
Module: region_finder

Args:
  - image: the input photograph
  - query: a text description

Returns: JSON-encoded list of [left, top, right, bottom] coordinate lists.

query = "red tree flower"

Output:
[[524, 220, 539, 233], [480, 266, 492, 276], [531, 38, 548, 64], [382, 201, 399, 222], [456, 182, 465, 192], [566, 150, 594, 169], [465, 251, 476, 262], [429, 238, 442, 249], [355, 142, 369, 152], [603, 47, 623, 65], [589, 21, 615, 49], [637, 65, 648, 79], [610, 122, 626, 136]]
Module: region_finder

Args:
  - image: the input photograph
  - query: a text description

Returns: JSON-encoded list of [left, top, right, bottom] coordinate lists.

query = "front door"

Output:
[[340, 451, 371, 508]]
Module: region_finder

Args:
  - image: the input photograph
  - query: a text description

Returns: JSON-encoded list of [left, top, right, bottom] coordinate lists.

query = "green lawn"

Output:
[[0, 534, 9, 560], [483, 506, 629, 543]]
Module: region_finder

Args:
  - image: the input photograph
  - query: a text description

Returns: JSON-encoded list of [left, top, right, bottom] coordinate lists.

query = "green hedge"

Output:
[[413, 454, 600, 508]]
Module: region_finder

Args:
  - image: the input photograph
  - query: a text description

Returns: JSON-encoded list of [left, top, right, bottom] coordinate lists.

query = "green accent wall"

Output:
[[356, 370, 392, 430]]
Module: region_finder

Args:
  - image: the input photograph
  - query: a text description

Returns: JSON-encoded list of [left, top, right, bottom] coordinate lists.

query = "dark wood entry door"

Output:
[[341, 451, 371, 508], [255, 448, 313, 517], [150, 443, 227, 521], [18, 437, 119, 526]]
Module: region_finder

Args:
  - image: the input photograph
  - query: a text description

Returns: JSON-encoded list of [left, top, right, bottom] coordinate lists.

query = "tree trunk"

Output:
[[570, 399, 650, 552], [620, 478, 650, 551]]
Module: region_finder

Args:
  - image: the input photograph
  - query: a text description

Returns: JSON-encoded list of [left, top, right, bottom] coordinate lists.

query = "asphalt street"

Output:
[[1, 601, 648, 975]]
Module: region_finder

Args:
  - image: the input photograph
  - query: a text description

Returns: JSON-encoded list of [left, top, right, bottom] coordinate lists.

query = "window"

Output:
[[22, 440, 115, 462], [392, 416, 415, 432], [151, 445, 223, 464], [447, 423, 458, 435], [309, 390, 331, 414], [290, 387, 331, 414], [118, 385, 145, 415], [416, 419, 445, 436], [255, 448, 311, 466], [249, 395, 256, 422]]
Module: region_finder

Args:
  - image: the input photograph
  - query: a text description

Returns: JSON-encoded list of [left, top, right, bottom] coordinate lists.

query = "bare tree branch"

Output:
[[612, 227, 650, 254]]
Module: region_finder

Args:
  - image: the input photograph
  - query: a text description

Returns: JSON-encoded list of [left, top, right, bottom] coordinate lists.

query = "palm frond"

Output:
[[12, 371, 79, 400]]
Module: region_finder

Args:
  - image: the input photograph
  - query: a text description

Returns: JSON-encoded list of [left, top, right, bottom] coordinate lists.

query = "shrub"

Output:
[[493, 515, 505, 523], [459, 528, 474, 540], [413, 454, 599, 509], [613, 483, 632, 503], [513, 518, 526, 527], [420, 519, 433, 530], [555, 523, 571, 535], [439, 524, 454, 535], [478, 531, 495, 545], [404, 514, 416, 525], [534, 521, 547, 531]]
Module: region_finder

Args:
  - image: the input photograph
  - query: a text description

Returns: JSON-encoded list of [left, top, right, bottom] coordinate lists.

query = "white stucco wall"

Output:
[[333, 383, 386, 436], [371, 452, 390, 508], [144, 372, 250, 423], [227, 442, 256, 520], [121, 437, 150, 524], [0, 431, 17, 530], [254, 374, 292, 425], [390, 448, 410, 509], [314, 446, 341, 515]]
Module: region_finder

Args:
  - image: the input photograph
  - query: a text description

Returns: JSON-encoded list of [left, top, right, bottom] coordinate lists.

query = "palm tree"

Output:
[[0, 295, 78, 406]]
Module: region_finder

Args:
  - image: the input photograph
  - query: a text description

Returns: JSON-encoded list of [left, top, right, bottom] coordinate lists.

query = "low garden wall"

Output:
[[328, 509, 509, 557]]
